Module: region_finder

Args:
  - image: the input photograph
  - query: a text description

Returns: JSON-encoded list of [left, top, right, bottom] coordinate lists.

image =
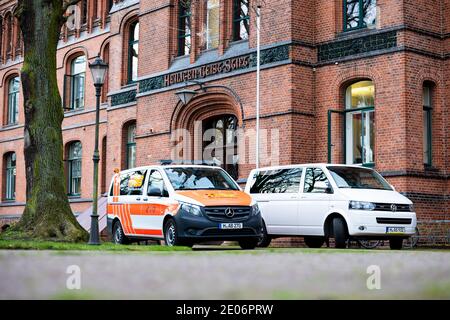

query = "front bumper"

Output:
[[347, 210, 417, 238], [174, 211, 263, 242]]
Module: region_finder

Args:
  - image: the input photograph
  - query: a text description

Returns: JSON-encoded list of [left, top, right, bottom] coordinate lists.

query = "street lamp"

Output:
[[175, 88, 197, 105], [88, 55, 108, 245]]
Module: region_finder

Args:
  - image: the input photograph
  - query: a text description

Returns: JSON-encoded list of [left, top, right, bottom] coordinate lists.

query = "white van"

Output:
[[245, 164, 417, 249]]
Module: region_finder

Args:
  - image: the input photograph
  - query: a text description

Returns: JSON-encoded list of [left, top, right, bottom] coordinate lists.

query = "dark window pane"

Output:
[[233, 0, 250, 41], [303, 168, 331, 193], [345, 0, 360, 29], [68, 142, 82, 195], [345, 0, 376, 30], [250, 168, 302, 194], [178, 0, 192, 56], [148, 170, 168, 197], [363, 0, 377, 27], [128, 21, 139, 82]]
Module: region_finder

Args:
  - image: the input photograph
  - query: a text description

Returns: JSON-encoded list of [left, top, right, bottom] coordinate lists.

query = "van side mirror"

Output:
[[148, 187, 163, 197], [315, 181, 333, 194]]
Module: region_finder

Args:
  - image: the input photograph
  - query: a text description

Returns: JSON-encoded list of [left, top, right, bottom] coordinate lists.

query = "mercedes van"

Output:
[[245, 164, 417, 249], [107, 164, 262, 249]]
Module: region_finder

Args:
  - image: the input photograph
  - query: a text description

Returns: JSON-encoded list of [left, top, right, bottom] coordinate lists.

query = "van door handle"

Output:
[[136, 198, 141, 201], [143, 198, 148, 201]]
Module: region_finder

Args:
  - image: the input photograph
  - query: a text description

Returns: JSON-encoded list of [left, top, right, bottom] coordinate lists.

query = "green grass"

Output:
[[0, 240, 191, 252]]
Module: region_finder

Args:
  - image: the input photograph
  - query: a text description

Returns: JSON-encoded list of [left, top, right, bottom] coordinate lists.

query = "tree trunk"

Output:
[[14, 0, 88, 241]]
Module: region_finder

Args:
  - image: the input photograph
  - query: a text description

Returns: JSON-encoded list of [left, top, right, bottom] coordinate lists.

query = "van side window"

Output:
[[303, 168, 331, 193], [119, 170, 147, 195], [250, 168, 302, 194], [148, 170, 169, 197]]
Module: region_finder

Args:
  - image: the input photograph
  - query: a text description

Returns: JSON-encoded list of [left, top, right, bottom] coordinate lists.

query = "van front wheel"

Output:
[[164, 219, 180, 247], [257, 222, 272, 248], [113, 221, 130, 245], [332, 217, 348, 249]]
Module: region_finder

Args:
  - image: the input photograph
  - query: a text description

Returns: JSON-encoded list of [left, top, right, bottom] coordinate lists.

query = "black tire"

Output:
[[257, 221, 272, 248], [304, 236, 325, 248], [112, 220, 130, 245], [164, 219, 181, 247], [389, 237, 404, 250], [332, 217, 348, 249], [239, 239, 258, 250], [357, 239, 382, 249]]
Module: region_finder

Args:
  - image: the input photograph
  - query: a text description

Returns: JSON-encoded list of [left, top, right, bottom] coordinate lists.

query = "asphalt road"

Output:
[[1, 247, 450, 299]]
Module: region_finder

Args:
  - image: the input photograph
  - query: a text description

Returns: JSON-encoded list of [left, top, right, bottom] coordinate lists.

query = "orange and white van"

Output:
[[107, 164, 262, 249]]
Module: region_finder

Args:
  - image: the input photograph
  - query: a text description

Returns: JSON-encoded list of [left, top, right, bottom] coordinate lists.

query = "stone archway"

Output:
[[170, 90, 243, 178]]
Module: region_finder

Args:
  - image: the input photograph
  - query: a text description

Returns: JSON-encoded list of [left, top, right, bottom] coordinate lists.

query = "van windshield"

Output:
[[164, 167, 239, 191], [327, 166, 393, 191]]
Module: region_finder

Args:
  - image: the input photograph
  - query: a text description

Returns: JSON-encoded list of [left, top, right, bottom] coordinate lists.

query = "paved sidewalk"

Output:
[[1, 248, 450, 299]]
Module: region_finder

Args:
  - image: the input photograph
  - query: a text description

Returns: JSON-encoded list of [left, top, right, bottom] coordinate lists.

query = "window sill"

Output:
[[424, 165, 439, 172], [337, 26, 378, 39], [64, 108, 85, 115], [0, 200, 25, 207], [1, 123, 21, 131]]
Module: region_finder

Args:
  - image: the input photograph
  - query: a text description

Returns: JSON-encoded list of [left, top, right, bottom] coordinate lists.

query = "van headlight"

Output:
[[251, 203, 261, 216], [408, 204, 415, 212], [349, 200, 376, 211], [181, 203, 202, 216]]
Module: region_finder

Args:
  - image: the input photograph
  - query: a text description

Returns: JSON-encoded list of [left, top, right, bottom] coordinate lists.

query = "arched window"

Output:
[[233, 0, 250, 41], [101, 136, 107, 193], [101, 43, 110, 102], [202, 115, 238, 178], [126, 123, 136, 169], [67, 141, 82, 196], [127, 20, 139, 83], [206, 0, 220, 49], [178, 0, 192, 56], [345, 80, 375, 165], [66, 55, 86, 110], [6, 76, 20, 125], [423, 82, 434, 166], [4, 152, 16, 200]]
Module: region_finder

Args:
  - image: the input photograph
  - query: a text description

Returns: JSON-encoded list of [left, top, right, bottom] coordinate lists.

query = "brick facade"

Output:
[[0, 0, 449, 245]]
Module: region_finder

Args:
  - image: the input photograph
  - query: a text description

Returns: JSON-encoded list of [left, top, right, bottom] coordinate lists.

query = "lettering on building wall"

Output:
[[164, 56, 250, 87]]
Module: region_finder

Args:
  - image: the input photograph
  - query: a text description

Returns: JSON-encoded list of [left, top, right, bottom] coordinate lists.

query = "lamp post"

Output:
[[88, 55, 108, 245], [255, 4, 261, 169]]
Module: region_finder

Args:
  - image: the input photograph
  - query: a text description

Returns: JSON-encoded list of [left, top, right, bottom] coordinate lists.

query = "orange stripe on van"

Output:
[[133, 229, 163, 236]]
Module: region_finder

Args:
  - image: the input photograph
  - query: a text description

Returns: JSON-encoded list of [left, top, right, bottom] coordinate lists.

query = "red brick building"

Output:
[[0, 0, 449, 244]]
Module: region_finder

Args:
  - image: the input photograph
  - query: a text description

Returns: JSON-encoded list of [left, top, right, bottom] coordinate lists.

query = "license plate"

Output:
[[386, 227, 406, 234], [219, 223, 243, 230]]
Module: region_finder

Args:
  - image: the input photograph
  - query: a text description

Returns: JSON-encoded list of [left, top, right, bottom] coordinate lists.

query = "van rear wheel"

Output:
[[332, 217, 348, 249], [304, 236, 325, 248], [113, 221, 130, 245]]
